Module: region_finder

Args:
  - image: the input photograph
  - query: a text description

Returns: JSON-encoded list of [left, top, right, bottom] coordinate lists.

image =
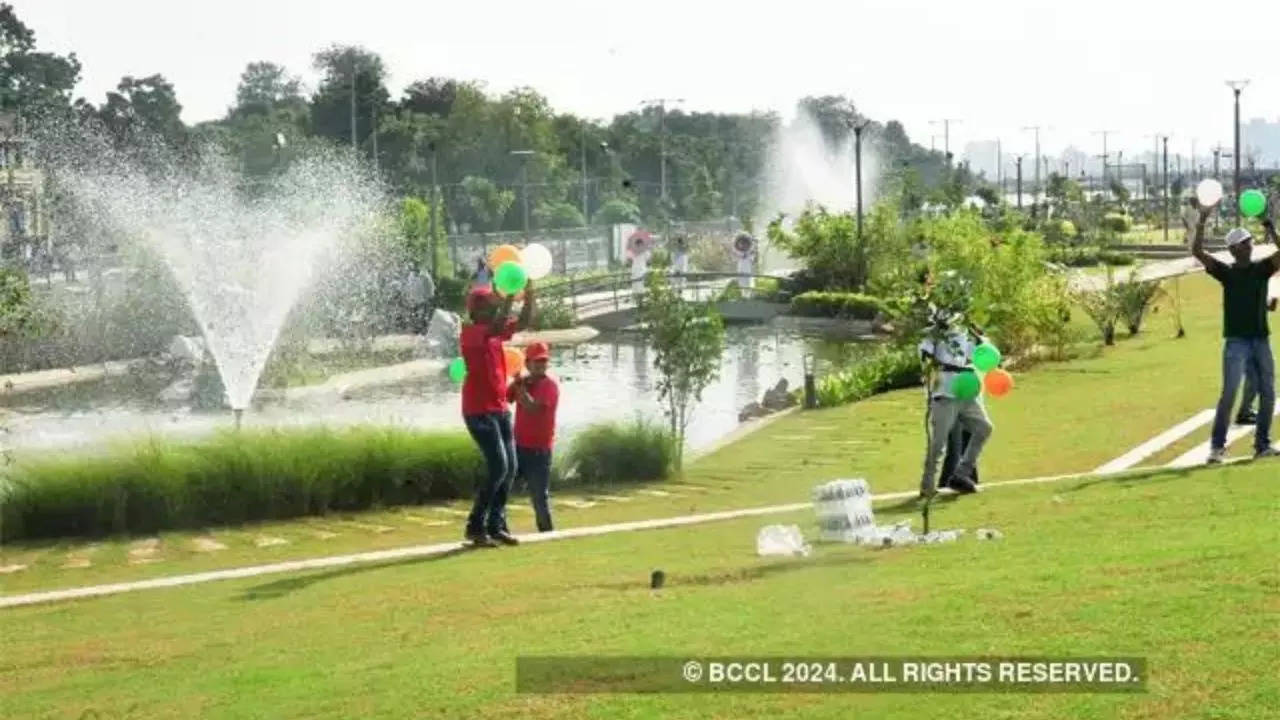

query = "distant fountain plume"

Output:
[[36, 124, 384, 412], [755, 108, 882, 268]]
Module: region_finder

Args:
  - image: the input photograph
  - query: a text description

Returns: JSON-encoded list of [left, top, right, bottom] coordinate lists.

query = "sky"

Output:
[[16, 0, 1280, 161]]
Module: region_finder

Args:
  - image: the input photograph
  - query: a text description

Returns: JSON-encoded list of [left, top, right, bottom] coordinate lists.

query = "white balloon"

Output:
[[520, 243, 554, 280], [1196, 179, 1223, 207]]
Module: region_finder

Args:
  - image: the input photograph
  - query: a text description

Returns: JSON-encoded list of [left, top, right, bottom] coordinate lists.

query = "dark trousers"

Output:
[[940, 426, 980, 486], [516, 446, 554, 532], [464, 411, 517, 535]]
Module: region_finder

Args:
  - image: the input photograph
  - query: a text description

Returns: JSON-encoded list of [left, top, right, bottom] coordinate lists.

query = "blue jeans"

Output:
[[516, 447, 554, 532], [464, 412, 517, 535], [1212, 337, 1275, 452]]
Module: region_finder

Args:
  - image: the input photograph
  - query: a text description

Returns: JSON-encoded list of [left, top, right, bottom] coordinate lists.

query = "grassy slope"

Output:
[[1, 462, 1277, 719], [0, 272, 1248, 595]]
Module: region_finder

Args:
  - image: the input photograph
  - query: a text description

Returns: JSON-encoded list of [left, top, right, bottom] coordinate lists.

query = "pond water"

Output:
[[0, 325, 875, 458]]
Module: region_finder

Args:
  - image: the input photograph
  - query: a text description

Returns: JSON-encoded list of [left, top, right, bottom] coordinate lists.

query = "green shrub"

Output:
[[815, 345, 922, 408], [0, 427, 485, 542], [789, 291, 887, 320], [1046, 246, 1135, 267], [435, 275, 468, 312], [561, 419, 676, 485], [530, 294, 577, 330], [1102, 213, 1132, 233]]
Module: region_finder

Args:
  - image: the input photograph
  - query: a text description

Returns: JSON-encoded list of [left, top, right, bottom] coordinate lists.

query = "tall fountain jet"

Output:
[[44, 132, 382, 421]]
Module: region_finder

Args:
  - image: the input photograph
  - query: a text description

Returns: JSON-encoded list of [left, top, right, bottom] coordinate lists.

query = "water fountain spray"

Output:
[[37, 125, 384, 424]]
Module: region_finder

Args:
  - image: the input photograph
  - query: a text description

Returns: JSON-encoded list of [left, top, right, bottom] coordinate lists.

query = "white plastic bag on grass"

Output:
[[757, 525, 811, 557]]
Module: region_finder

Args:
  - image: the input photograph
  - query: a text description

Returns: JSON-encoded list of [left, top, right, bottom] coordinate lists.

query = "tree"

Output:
[[534, 201, 585, 229], [309, 45, 390, 148], [457, 176, 514, 232], [640, 272, 726, 469], [232, 61, 303, 117], [797, 95, 860, 149], [592, 198, 641, 225], [97, 74, 186, 147], [0, 4, 81, 118], [400, 77, 464, 117], [0, 267, 37, 338]]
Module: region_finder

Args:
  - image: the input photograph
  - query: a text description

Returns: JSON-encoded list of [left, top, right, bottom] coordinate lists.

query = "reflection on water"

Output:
[[1, 326, 875, 456]]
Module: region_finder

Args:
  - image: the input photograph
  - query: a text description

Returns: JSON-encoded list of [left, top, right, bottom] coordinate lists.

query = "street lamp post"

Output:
[[853, 121, 870, 287], [1022, 126, 1042, 202], [1227, 80, 1249, 227], [429, 141, 440, 284], [1015, 155, 1024, 209], [511, 150, 534, 243], [580, 123, 589, 224], [1161, 135, 1170, 244], [643, 98, 683, 221], [931, 119, 961, 166]]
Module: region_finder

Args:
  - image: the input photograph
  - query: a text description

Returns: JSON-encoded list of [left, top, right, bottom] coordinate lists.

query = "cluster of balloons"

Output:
[[448, 242, 555, 384], [949, 341, 1014, 400], [1196, 179, 1268, 219]]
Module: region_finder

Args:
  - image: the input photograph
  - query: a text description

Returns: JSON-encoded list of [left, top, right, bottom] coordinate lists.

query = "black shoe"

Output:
[[1236, 412, 1258, 426], [489, 530, 520, 546], [465, 531, 497, 548], [949, 475, 979, 495]]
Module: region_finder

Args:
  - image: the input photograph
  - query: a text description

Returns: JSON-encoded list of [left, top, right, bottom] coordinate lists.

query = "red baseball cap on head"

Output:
[[466, 286, 497, 313], [524, 342, 550, 362]]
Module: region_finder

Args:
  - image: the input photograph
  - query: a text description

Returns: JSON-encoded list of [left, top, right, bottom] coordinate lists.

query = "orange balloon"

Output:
[[503, 346, 525, 377], [488, 245, 521, 270], [983, 368, 1014, 398]]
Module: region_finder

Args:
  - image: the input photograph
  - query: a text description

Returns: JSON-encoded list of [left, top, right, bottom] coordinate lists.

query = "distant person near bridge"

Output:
[[734, 233, 756, 290]]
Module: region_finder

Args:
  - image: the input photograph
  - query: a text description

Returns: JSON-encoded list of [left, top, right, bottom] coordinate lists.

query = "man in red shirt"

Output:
[[460, 280, 535, 547], [507, 342, 559, 532]]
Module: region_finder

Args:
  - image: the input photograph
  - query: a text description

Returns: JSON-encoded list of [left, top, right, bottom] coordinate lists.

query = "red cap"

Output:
[[524, 342, 550, 362], [466, 286, 496, 313]]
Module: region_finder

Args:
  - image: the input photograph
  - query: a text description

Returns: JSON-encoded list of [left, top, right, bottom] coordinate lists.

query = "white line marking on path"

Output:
[[2, 458, 1244, 611], [1167, 404, 1280, 468], [1093, 409, 1215, 475]]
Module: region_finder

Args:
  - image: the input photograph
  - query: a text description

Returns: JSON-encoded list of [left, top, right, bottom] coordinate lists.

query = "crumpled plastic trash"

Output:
[[757, 524, 811, 557], [976, 528, 1003, 541]]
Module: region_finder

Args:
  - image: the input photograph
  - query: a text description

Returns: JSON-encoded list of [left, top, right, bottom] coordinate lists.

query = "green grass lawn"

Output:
[[2, 460, 1277, 719], [0, 272, 1253, 596], [1, 272, 1277, 717]]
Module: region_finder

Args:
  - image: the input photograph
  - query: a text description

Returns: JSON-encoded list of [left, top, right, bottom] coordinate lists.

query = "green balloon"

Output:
[[1240, 189, 1267, 218], [494, 261, 528, 296], [448, 357, 466, 384], [972, 342, 1001, 373], [951, 371, 981, 400]]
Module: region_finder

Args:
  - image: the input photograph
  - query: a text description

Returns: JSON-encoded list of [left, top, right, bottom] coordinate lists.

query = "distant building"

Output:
[[0, 112, 48, 267]]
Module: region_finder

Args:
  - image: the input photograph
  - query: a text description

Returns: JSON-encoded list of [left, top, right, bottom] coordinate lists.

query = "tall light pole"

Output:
[[1092, 130, 1112, 185], [1014, 155, 1024, 209], [853, 120, 870, 288], [1160, 135, 1170, 244], [511, 150, 534, 242], [643, 98, 684, 215], [931, 119, 961, 165], [1227, 80, 1249, 227], [348, 54, 360, 151], [1022, 126, 1042, 201], [580, 123, 589, 224], [996, 139, 1003, 192], [428, 140, 440, 283], [370, 103, 378, 172]]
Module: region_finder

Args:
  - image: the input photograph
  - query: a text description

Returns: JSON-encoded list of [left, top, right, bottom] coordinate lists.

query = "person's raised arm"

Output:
[[516, 279, 536, 332], [1191, 204, 1223, 271], [1263, 215, 1280, 275], [488, 295, 515, 336]]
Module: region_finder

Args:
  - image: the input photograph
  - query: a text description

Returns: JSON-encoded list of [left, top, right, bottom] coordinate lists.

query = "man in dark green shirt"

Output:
[[1191, 202, 1280, 462]]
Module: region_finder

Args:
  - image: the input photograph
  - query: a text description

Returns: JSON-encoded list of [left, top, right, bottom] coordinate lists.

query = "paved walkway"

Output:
[[1068, 246, 1279, 293]]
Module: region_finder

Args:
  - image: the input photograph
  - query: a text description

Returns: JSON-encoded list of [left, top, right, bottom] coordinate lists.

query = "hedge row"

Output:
[[788, 291, 887, 320], [0, 421, 674, 542]]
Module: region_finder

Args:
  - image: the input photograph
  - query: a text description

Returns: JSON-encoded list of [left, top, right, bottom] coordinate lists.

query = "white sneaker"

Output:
[[1207, 447, 1226, 464]]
